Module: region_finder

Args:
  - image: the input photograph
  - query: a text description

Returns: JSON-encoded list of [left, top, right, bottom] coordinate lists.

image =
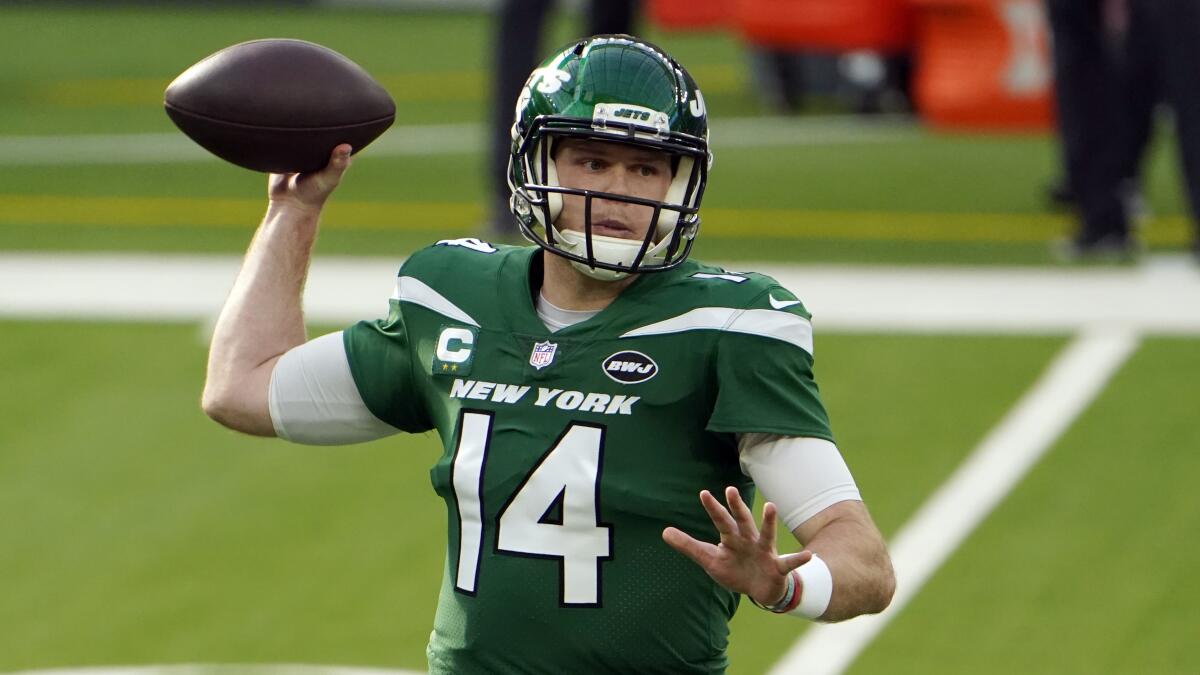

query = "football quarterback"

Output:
[[203, 34, 895, 675]]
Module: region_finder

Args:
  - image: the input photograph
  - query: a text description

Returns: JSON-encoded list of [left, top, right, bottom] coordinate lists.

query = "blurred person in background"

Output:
[[1048, 0, 1200, 260], [1046, 0, 1147, 258], [202, 35, 895, 673], [485, 0, 638, 238], [1129, 0, 1200, 262], [1044, 0, 1153, 214]]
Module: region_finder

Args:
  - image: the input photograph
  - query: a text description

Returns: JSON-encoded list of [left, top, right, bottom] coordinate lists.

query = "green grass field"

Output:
[[2, 5, 1199, 675], [855, 338, 1200, 675], [0, 323, 1064, 673]]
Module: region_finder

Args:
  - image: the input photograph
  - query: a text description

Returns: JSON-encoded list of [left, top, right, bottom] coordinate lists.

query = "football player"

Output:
[[203, 35, 894, 674]]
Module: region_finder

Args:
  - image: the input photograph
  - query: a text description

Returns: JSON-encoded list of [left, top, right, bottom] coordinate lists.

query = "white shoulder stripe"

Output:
[[392, 276, 480, 327], [620, 307, 814, 354]]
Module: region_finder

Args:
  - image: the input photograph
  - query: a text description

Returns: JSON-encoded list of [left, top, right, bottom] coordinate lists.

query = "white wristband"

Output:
[[789, 554, 833, 620]]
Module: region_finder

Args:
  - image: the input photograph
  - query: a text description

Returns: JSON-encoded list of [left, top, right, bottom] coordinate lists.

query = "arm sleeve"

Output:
[[268, 331, 402, 445], [737, 433, 862, 531]]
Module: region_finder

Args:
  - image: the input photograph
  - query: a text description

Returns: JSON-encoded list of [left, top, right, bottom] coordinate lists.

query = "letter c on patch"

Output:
[[436, 327, 474, 363]]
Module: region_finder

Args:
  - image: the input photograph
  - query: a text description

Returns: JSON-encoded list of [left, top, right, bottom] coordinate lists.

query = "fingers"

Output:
[[662, 526, 717, 567], [699, 487, 769, 546], [303, 144, 353, 190], [699, 490, 739, 538], [270, 144, 352, 182], [326, 143, 353, 176], [778, 549, 814, 574], [760, 501, 778, 552], [725, 486, 758, 536], [268, 144, 354, 209]]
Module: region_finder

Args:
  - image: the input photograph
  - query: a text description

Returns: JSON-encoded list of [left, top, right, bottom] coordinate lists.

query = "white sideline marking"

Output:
[[1, 253, 1197, 333], [0, 116, 918, 166], [5, 666, 422, 675], [751, 255, 1200, 335], [769, 328, 1140, 675]]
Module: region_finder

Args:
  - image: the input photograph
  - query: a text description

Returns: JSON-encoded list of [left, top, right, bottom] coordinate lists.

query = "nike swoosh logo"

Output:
[[769, 294, 802, 310]]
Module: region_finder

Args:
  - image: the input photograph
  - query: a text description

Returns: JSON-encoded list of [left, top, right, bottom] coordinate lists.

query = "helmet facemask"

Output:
[[508, 35, 711, 281], [511, 124, 707, 281]]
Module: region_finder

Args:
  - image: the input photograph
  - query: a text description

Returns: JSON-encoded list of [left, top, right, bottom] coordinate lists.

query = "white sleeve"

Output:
[[268, 331, 401, 445], [737, 433, 862, 531]]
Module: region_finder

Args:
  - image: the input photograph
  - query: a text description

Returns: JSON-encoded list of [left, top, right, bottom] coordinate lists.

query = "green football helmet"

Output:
[[508, 35, 711, 281]]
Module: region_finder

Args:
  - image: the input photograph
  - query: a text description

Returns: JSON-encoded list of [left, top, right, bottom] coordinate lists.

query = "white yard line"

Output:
[[769, 327, 1141, 675], [751, 255, 1200, 335], [2, 253, 1197, 333], [0, 116, 918, 166]]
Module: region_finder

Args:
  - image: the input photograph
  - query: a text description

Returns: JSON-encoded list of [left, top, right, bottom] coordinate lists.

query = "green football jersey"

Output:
[[342, 240, 833, 674]]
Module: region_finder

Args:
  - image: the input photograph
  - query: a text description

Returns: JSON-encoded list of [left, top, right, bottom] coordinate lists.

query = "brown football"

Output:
[[164, 39, 395, 173]]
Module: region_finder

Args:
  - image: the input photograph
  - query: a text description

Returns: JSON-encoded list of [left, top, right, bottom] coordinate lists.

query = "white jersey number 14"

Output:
[[450, 411, 612, 606]]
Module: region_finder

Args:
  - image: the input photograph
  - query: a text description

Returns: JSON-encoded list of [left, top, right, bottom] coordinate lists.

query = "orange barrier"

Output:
[[650, 0, 1054, 131], [912, 0, 1055, 130], [734, 0, 914, 53], [645, 0, 730, 30]]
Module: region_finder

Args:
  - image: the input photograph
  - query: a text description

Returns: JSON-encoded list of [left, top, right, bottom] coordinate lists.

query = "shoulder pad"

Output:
[[399, 238, 510, 278], [671, 263, 810, 316]]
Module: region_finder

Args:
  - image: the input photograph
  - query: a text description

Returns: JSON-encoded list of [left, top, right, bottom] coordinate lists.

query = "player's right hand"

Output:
[[268, 143, 353, 214]]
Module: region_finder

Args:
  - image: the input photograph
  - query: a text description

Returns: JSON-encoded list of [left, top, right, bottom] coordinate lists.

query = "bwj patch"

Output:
[[529, 340, 558, 370], [602, 350, 658, 384]]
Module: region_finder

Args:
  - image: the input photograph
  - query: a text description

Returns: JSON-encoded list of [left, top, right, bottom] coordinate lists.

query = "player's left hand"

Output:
[[663, 486, 813, 607]]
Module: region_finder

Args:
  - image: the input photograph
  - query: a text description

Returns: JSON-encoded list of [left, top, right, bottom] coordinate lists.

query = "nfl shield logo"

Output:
[[529, 341, 558, 370]]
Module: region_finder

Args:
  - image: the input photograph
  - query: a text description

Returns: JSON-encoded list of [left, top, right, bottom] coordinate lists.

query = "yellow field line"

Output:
[[0, 194, 478, 230], [713, 209, 1062, 243], [0, 194, 1191, 245], [30, 64, 743, 108]]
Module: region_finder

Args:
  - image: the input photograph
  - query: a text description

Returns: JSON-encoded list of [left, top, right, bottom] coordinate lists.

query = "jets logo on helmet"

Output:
[[507, 34, 712, 281], [592, 103, 670, 136], [529, 67, 571, 94]]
